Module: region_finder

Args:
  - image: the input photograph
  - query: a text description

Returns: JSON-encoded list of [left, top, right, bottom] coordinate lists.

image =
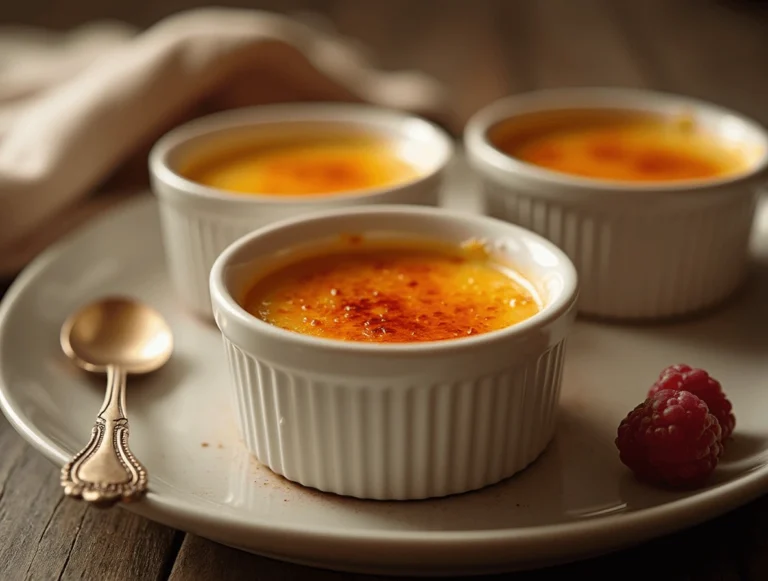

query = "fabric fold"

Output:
[[0, 8, 451, 276]]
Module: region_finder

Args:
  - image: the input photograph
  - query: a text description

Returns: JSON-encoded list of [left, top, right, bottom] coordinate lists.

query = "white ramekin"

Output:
[[465, 88, 768, 320], [209, 204, 579, 501], [149, 103, 454, 320]]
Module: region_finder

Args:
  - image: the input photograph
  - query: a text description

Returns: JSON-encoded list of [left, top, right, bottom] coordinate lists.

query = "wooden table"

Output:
[[2, 0, 768, 579]]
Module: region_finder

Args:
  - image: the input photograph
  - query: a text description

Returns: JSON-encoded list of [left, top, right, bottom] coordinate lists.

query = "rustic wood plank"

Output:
[[489, 0, 536, 95], [326, 0, 460, 132], [332, 0, 515, 130], [56, 508, 182, 581], [168, 535, 350, 581], [0, 415, 180, 581], [611, 0, 768, 123], [328, 0, 425, 71], [521, 0, 649, 89], [495, 0, 654, 93]]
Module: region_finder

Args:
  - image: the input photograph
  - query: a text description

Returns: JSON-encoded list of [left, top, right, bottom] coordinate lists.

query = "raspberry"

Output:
[[648, 364, 735, 442], [616, 389, 723, 488]]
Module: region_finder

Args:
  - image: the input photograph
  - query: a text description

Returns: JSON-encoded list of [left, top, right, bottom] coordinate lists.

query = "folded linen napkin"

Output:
[[0, 8, 451, 277]]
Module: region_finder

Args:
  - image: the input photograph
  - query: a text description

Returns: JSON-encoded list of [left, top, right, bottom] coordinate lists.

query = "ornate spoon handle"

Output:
[[61, 365, 148, 507]]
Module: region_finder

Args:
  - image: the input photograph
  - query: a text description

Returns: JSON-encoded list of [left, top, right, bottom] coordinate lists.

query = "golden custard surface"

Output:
[[243, 244, 540, 343], [182, 137, 417, 196], [496, 117, 747, 182]]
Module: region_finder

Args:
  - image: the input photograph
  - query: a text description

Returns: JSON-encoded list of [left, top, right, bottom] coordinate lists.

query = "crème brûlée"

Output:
[[492, 112, 749, 182], [242, 239, 541, 343], [180, 135, 418, 196]]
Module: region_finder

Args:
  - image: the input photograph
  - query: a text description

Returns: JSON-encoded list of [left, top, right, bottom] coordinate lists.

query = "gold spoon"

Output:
[[59, 297, 173, 507]]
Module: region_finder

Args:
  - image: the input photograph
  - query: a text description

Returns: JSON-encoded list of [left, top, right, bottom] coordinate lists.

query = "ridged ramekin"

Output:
[[209, 204, 578, 500], [149, 103, 454, 320], [465, 88, 768, 320]]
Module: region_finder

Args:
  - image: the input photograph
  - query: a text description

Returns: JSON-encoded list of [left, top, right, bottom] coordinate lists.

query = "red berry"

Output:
[[616, 389, 723, 489], [649, 364, 735, 442]]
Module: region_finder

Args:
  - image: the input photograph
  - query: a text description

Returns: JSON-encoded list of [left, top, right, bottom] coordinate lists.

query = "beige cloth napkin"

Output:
[[0, 8, 451, 277]]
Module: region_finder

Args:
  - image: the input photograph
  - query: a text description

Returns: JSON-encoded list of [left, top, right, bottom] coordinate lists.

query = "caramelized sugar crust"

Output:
[[182, 136, 417, 196], [242, 243, 540, 343], [493, 114, 747, 182]]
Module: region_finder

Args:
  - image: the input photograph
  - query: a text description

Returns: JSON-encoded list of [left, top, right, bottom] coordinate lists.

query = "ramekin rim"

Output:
[[209, 204, 579, 357], [464, 87, 768, 195], [148, 102, 455, 204]]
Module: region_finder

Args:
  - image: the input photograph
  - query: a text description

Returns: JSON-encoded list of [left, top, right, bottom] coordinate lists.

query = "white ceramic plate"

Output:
[[2, 162, 768, 576]]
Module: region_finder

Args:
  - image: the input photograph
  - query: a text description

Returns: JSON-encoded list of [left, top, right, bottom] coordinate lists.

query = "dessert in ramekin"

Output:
[[149, 103, 454, 319], [465, 88, 768, 320], [209, 204, 578, 500]]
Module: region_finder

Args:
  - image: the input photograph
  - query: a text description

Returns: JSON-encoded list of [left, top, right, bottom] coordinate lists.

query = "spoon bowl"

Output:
[[62, 297, 173, 374]]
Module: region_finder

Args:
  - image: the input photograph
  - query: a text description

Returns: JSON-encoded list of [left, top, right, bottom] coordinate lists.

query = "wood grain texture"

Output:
[[168, 535, 350, 581], [0, 417, 181, 581], [509, 0, 649, 90], [332, 0, 518, 130], [1, 0, 767, 580], [612, 0, 768, 121]]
